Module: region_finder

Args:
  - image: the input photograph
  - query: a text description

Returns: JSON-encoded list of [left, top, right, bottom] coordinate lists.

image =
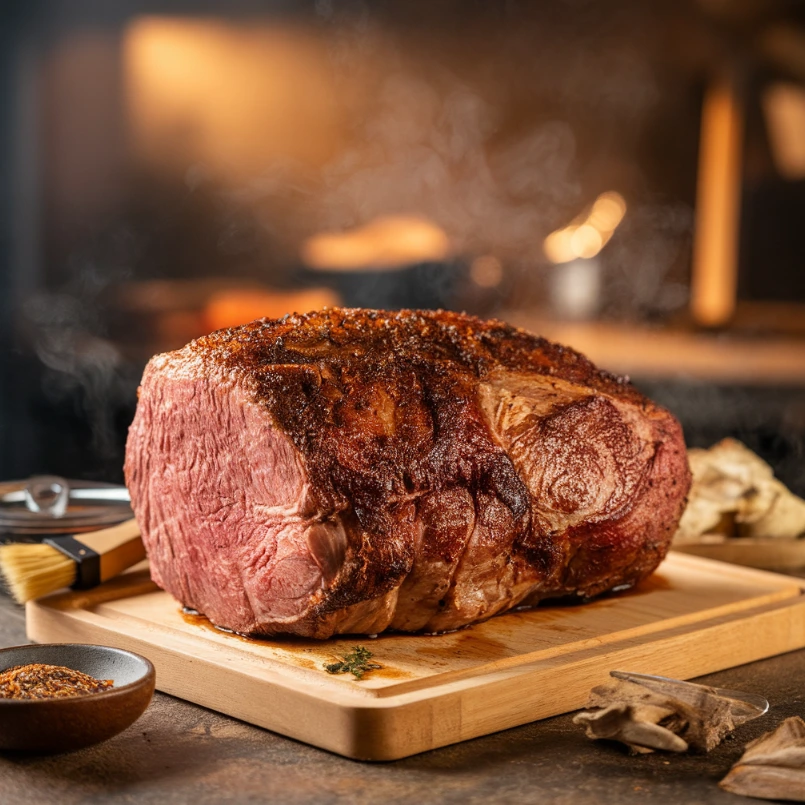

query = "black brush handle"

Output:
[[42, 536, 101, 589]]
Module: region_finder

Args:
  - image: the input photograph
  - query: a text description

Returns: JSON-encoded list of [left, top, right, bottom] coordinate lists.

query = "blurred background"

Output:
[[0, 0, 804, 493]]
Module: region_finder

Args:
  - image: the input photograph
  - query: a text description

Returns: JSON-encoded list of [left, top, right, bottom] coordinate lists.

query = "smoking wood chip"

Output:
[[573, 673, 764, 755], [720, 716, 805, 801]]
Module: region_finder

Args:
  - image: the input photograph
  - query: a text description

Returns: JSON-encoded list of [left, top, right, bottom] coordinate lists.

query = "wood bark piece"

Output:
[[574, 673, 766, 754], [675, 438, 805, 543], [720, 716, 805, 801], [573, 701, 687, 754]]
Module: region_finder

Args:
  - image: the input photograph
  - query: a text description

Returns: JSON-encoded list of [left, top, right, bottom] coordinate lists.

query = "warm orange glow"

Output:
[[763, 83, 805, 180], [301, 215, 452, 271], [470, 255, 503, 288], [124, 18, 340, 180], [569, 225, 603, 259], [204, 287, 340, 331], [543, 191, 627, 264], [691, 80, 743, 327], [588, 191, 627, 232]]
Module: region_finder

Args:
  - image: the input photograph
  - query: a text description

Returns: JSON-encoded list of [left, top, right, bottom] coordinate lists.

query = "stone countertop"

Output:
[[1, 591, 803, 805]]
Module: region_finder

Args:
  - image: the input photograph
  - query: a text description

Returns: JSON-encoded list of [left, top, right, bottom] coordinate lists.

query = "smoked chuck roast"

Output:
[[125, 308, 691, 638]]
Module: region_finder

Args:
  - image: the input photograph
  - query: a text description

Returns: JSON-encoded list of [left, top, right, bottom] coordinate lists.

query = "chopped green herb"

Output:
[[324, 645, 381, 680]]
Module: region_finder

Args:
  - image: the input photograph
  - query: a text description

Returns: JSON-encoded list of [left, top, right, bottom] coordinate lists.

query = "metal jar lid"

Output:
[[0, 476, 132, 538]]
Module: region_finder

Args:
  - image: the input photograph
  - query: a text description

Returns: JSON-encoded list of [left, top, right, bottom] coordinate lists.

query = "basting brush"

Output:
[[0, 518, 145, 603]]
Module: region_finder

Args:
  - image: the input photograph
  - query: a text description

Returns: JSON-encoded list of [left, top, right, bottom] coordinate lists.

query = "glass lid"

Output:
[[0, 476, 132, 537]]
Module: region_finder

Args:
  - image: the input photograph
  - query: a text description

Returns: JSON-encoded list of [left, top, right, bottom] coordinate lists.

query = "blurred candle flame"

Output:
[[543, 191, 627, 264]]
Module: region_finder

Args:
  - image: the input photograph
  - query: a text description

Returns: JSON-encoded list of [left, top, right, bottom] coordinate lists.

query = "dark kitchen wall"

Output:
[[0, 3, 24, 482]]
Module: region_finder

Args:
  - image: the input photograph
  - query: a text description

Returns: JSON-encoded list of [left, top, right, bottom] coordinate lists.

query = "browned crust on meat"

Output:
[[175, 308, 689, 636]]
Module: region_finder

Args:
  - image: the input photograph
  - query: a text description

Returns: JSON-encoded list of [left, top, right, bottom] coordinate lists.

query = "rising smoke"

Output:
[[202, 1, 695, 317]]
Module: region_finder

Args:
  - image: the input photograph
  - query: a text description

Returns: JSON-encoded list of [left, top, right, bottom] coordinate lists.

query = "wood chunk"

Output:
[[574, 675, 763, 754], [720, 716, 805, 801], [675, 438, 805, 543], [573, 702, 688, 754]]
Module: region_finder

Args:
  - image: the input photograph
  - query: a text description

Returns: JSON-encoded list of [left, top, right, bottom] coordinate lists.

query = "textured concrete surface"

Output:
[[1, 591, 804, 804]]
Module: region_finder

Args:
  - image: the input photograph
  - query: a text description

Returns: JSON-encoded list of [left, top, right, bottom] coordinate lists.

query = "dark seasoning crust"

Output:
[[181, 308, 689, 632]]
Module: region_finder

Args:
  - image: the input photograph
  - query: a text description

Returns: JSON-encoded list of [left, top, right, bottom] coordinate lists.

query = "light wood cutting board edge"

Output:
[[672, 539, 805, 571], [25, 557, 805, 761]]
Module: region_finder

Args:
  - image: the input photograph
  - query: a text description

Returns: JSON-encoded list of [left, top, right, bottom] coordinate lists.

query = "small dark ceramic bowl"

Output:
[[0, 643, 155, 753]]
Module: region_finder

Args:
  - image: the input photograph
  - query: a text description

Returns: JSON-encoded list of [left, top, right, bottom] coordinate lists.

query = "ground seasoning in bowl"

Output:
[[0, 663, 113, 700]]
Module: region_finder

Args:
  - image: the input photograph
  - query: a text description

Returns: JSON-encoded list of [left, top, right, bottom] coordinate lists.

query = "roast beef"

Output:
[[124, 308, 691, 638]]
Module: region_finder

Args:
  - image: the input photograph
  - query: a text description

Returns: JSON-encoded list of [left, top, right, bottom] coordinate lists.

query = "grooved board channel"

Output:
[[26, 552, 805, 760]]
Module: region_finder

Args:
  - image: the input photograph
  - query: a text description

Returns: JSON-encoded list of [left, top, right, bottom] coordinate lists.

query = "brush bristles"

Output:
[[0, 543, 77, 604]]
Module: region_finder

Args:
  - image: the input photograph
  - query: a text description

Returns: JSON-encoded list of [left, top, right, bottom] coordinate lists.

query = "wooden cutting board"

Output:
[[673, 538, 805, 572], [26, 552, 805, 760]]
